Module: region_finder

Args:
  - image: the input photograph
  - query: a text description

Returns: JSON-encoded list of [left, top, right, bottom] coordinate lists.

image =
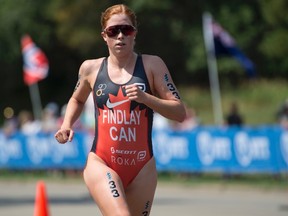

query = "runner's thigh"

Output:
[[125, 157, 158, 216], [83, 152, 131, 216]]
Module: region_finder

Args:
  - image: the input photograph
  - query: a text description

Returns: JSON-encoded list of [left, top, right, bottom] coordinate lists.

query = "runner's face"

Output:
[[102, 14, 136, 54]]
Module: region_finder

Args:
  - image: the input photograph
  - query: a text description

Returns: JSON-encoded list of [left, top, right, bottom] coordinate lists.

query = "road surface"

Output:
[[0, 179, 287, 216]]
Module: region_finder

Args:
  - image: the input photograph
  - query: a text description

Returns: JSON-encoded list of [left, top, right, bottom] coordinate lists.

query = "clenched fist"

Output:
[[55, 128, 74, 144]]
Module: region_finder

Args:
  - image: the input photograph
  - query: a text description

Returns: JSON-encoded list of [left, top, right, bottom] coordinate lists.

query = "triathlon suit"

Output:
[[91, 54, 154, 189]]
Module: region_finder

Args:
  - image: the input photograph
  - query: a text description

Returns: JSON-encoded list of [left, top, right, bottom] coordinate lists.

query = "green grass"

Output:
[[1, 170, 287, 190], [179, 79, 288, 125]]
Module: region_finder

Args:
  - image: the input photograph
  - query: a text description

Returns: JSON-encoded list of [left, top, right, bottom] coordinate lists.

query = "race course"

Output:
[[0, 179, 287, 216]]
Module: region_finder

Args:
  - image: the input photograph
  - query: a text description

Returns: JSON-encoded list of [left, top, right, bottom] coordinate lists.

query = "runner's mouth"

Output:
[[116, 42, 125, 47]]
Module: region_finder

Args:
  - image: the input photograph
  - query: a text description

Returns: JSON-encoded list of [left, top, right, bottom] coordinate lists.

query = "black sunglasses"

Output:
[[103, 25, 136, 37]]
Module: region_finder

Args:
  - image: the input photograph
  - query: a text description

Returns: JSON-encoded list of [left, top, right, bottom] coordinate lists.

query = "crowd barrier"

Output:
[[0, 126, 287, 173]]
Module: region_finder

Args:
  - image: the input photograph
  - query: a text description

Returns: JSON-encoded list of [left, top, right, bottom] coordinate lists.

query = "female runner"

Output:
[[55, 4, 185, 216]]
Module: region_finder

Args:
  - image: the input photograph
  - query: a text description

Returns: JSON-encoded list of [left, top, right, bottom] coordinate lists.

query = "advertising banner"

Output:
[[0, 127, 287, 173]]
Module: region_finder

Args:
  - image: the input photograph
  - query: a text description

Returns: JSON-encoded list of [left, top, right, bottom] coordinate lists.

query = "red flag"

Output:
[[21, 35, 49, 85]]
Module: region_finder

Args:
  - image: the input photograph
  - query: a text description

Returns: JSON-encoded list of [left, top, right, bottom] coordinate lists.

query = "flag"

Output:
[[212, 21, 256, 78], [21, 35, 49, 85]]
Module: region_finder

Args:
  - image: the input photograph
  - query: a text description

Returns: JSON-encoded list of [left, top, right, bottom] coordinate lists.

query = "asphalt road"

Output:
[[0, 180, 287, 216]]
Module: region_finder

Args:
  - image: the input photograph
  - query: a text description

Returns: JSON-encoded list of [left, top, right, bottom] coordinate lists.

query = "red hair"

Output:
[[101, 4, 137, 29]]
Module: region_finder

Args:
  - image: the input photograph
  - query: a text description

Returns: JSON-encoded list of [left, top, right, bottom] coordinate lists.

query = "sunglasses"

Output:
[[103, 25, 136, 37]]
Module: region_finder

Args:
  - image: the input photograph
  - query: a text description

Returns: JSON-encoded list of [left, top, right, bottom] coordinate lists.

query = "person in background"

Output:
[[57, 104, 83, 131], [225, 102, 244, 127], [80, 93, 95, 133], [54, 4, 185, 215], [152, 112, 170, 130], [18, 110, 41, 135], [170, 105, 200, 131], [276, 98, 288, 129], [1, 117, 18, 137], [41, 102, 59, 133]]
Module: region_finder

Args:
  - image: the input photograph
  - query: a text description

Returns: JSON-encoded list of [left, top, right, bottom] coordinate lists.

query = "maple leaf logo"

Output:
[[105, 87, 131, 110]]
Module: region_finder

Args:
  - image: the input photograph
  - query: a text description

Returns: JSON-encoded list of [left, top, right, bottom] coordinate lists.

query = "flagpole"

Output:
[[202, 12, 224, 125], [21, 34, 49, 121], [28, 83, 43, 120]]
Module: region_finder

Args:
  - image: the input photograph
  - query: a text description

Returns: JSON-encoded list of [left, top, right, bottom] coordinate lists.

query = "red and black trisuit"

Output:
[[91, 55, 154, 188]]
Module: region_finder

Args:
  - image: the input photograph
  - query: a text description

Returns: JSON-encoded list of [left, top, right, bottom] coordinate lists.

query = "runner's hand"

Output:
[[125, 84, 146, 103], [55, 128, 74, 144]]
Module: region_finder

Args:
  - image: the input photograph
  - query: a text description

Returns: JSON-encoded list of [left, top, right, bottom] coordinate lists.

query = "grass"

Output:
[[179, 79, 288, 125], [1, 170, 287, 190]]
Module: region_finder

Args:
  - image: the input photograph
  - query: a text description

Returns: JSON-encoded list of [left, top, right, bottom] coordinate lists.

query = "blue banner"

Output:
[[0, 126, 287, 173], [152, 126, 288, 173], [0, 132, 94, 169]]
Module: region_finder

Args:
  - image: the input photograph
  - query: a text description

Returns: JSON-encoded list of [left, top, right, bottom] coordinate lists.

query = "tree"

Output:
[[1, 0, 288, 124], [259, 0, 288, 76]]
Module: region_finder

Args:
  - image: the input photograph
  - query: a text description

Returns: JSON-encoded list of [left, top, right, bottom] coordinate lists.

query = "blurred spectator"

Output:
[[225, 102, 244, 127], [18, 110, 41, 135], [153, 112, 170, 130], [58, 104, 83, 131], [276, 99, 288, 129], [171, 105, 200, 131], [57, 104, 67, 128], [2, 117, 18, 137], [41, 102, 59, 133], [80, 93, 95, 133], [1, 107, 17, 137]]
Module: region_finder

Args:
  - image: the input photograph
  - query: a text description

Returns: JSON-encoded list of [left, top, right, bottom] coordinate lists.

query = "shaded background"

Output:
[[1, 0, 288, 124]]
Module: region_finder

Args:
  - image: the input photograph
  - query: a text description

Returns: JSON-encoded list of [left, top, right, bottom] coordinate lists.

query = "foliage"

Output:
[[180, 79, 288, 125], [1, 0, 288, 124], [258, 0, 288, 76]]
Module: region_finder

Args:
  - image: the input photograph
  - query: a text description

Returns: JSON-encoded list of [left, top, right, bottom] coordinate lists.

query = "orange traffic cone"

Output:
[[34, 180, 50, 216]]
